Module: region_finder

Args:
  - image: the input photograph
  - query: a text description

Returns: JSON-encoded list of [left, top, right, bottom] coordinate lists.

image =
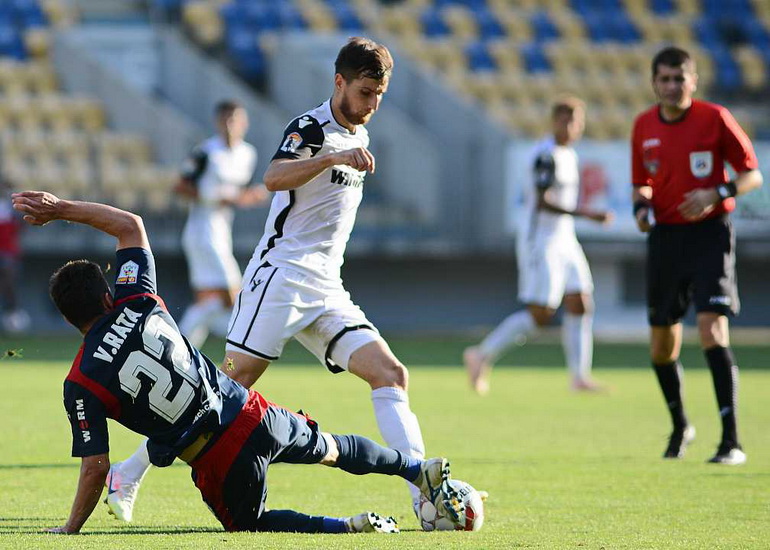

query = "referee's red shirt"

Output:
[[631, 99, 758, 224]]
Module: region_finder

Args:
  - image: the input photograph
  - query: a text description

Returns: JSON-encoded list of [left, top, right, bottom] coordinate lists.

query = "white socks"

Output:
[[371, 386, 426, 505], [120, 439, 152, 483], [562, 312, 593, 383], [178, 296, 227, 348], [478, 310, 537, 363]]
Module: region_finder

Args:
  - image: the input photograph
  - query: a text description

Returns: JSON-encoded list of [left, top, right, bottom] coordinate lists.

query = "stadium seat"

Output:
[[530, 11, 560, 43], [520, 42, 551, 73], [474, 6, 506, 41], [465, 40, 496, 72], [443, 5, 478, 41], [421, 6, 451, 37]]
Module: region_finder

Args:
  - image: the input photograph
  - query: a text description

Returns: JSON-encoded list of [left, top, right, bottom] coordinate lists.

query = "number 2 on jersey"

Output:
[[118, 316, 201, 423]]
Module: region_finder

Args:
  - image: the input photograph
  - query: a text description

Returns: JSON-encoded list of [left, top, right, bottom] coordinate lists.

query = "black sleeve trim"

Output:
[[181, 147, 208, 187], [272, 115, 325, 161], [533, 153, 556, 190]]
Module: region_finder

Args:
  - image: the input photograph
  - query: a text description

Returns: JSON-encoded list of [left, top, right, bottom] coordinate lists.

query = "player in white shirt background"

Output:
[[464, 97, 613, 395], [175, 100, 267, 348], [105, 38, 436, 522]]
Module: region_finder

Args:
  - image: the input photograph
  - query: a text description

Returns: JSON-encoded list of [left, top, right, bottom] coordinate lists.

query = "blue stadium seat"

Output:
[[151, 0, 185, 11], [530, 11, 559, 43], [693, 17, 723, 49], [225, 24, 266, 79], [709, 46, 742, 91], [745, 19, 770, 50], [421, 7, 450, 38], [0, 22, 25, 59], [649, 0, 675, 15], [326, 0, 363, 32], [435, 0, 487, 9], [275, 2, 306, 30], [465, 40, 496, 72], [14, 0, 46, 28], [520, 43, 551, 73], [702, 0, 753, 17], [474, 7, 505, 40]]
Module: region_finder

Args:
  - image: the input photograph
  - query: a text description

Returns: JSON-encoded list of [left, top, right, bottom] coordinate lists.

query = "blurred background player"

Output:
[[107, 37, 435, 522], [11, 190, 460, 535], [0, 178, 30, 334], [175, 99, 267, 348], [464, 97, 613, 395], [632, 47, 762, 465]]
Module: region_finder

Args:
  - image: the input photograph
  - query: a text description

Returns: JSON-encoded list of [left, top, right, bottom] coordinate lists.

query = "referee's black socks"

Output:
[[653, 360, 689, 430], [705, 346, 740, 447]]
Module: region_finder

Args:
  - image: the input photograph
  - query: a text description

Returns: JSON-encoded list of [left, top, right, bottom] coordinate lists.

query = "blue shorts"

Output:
[[190, 392, 328, 531]]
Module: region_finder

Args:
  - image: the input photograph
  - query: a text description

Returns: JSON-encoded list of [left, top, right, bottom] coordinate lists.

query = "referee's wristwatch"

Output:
[[715, 181, 738, 201]]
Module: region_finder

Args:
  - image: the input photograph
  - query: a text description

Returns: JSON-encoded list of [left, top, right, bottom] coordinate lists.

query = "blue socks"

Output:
[[332, 434, 422, 482]]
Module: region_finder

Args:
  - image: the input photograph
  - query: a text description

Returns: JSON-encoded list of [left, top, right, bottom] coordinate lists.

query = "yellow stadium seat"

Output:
[[493, 10, 532, 43], [674, 0, 700, 16], [25, 63, 58, 95], [24, 28, 50, 59], [549, 11, 585, 43], [380, 6, 422, 37], [733, 46, 766, 91], [71, 98, 106, 132], [443, 6, 478, 41], [488, 38, 522, 74]]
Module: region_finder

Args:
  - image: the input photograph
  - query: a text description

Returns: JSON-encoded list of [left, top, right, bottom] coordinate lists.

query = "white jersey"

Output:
[[247, 99, 369, 286], [520, 136, 580, 245], [180, 135, 258, 289], [182, 135, 258, 232]]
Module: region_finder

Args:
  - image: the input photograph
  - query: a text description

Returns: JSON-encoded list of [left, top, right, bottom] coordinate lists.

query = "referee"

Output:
[[631, 46, 763, 465]]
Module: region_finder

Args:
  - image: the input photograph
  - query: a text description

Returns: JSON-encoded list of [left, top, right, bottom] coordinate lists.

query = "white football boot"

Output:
[[104, 462, 142, 522], [346, 512, 399, 533]]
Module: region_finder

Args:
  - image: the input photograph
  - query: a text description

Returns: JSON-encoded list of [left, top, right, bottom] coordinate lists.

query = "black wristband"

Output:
[[633, 200, 650, 216], [715, 181, 738, 201]]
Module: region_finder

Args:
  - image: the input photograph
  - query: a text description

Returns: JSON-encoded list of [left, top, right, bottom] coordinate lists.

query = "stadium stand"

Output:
[[0, 0, 178, 212], [152, 0, 770, 139]]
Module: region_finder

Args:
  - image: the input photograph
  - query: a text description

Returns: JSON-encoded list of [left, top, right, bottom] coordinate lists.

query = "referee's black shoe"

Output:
[[707, 442, 746, 465], [663, 425, 696, 458]]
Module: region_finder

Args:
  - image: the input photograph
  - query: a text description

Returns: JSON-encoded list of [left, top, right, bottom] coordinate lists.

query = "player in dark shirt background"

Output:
[[11, 190, 462, 534], [631, 47, 763, 465]]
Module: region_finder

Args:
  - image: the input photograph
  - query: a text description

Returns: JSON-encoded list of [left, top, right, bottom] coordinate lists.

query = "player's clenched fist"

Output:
[[333, 147, 376, 173]]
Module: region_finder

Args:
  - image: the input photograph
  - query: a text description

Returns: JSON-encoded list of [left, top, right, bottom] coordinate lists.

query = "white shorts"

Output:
[[182, 222, 241, 291], [225, 263, 381, 372], [517, 234, 593, 309]]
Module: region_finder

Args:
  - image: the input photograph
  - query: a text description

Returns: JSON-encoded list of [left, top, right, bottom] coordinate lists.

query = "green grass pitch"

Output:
[[0, 336, 768, 549]]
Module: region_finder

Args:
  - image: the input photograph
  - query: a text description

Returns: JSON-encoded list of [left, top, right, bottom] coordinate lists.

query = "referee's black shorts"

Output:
[[647, 214, 739, 326]]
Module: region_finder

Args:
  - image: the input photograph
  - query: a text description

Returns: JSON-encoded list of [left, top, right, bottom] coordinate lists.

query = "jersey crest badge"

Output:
[[280, 132, 303, 153], [116, 260, 139, 285], [689, 151, 713, 178]]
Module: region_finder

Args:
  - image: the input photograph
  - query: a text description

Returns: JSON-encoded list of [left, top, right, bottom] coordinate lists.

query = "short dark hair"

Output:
[[335, 37, 393, 82], [652, 46, 694, 77], [49, 260, 111, 330], [215, 99, 243, 117], [552, 95, 585, 119]]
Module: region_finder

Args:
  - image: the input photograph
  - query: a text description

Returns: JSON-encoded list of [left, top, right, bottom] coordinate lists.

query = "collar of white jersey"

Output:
[[324, 99, 357, 135]]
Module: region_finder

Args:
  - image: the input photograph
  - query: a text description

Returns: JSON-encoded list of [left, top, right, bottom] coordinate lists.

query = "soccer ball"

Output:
[[418, 479, 485, 532]]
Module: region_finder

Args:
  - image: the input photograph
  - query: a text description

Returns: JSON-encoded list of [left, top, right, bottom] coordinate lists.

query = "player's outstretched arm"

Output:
[[11, 191, 149, 251], [47, 454, 110, 534], [537, 190, 613, 224], [264, 147, 375, 192]]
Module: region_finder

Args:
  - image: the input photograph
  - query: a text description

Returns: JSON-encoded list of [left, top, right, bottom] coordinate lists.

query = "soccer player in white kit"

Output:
[[464, 97, 613, 394], [175, 100, 267, 347], [105, 38, 432, 523]]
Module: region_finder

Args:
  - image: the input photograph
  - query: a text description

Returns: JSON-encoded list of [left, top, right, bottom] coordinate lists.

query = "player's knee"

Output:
[[368, 360, 408, 391], [530, 308, 554, 326], [650, 344, 677, 364]]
